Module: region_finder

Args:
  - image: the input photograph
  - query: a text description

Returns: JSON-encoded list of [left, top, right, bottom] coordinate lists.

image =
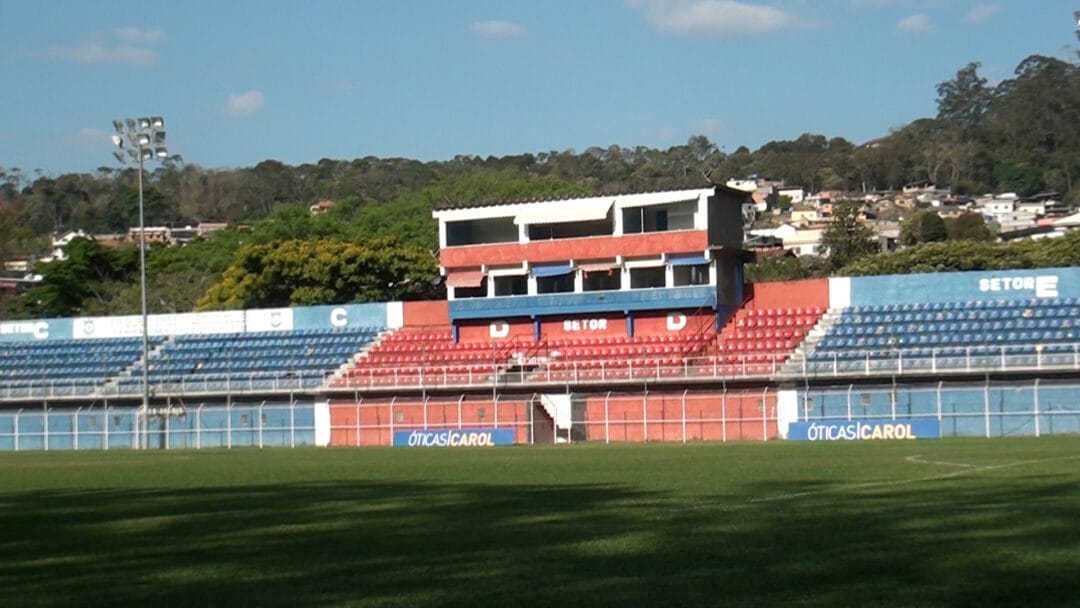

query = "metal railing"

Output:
[[4, 342, 1080, 401]]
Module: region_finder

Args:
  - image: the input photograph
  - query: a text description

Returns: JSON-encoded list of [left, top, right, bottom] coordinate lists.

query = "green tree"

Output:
[[196, 236, 440, 310], [22, 238, 137, 317], [918, 212, 948, 243], [821, 201, 879, 271], [899, 212, 923, 246], [945, 211, 993, 241]]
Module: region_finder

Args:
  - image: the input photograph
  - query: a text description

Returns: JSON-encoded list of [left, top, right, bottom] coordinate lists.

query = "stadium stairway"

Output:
[[700, 306, 824, 376], [335, 327, 519, 388], [776, 308, 844, 377], [99, 336, 173, 397]]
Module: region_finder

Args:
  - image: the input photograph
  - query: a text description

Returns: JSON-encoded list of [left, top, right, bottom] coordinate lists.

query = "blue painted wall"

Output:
[[798, 382, 1080, 438], [292, 303, 387, 331], [448, 285, 716, 321], [0, 403, 316, 451], [848, 267, 1080, 307]]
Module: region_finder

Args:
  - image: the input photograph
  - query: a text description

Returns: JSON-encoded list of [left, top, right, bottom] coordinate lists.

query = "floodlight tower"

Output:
[[110, 116, 168, 446]]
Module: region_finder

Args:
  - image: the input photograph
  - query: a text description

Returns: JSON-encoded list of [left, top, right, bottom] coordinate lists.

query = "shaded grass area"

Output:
[[1, 438, 1079, 607]]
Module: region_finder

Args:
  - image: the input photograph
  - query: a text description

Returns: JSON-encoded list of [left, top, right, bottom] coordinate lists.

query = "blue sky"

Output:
[[1, 0, 1077, 176]]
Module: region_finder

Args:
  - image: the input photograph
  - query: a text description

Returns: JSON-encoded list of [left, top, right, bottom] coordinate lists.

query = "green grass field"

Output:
[[2, 438, 1079, 607]]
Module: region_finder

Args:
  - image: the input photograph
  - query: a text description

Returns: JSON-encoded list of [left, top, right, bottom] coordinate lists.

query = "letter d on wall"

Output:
[[666, 313, 687, 331], [490, 321, 510, 338]]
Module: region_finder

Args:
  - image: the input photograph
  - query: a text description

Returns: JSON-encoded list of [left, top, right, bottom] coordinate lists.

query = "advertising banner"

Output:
[[787, 419, 941, 441], [392, 428, 516, 447]]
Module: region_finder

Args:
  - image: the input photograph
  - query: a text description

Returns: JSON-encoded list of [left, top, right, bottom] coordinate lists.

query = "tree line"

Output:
[[1, 50, 1078, 318]]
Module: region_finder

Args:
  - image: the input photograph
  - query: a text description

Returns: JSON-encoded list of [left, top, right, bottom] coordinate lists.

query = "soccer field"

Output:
[[2, 439, 1079, 607]]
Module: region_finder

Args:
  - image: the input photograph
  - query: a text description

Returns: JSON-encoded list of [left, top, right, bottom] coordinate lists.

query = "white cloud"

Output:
[[631, 0, 801, 37], [224, 90, 265, 117], [658, 125, 678, 141], [44, 27, 164, 66], [113, 27, 167, 44], [56, 127, 111, 151], [470, 20, 527, 39], [695, 118, 725, 136], [46, 43, 157, 66], [896, 14, 932, 34], [963, 4, 1000, 24]]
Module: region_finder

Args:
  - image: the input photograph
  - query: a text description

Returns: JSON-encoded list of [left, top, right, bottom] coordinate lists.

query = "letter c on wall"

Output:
[[330, 307, 348, 327]]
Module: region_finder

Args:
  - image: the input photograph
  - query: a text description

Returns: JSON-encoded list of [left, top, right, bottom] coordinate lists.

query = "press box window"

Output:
[[536, 272, 574, 294], [583, 268, 621, 291], [629, 266, 666, 289], [673, 263, 710, 286], [454, 277, 488, 299], [493, 275, 527, 296]]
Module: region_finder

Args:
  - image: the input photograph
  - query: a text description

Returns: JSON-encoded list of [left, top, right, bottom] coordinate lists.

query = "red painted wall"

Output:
[[539, 315, 627, 339], [457, 320, 534, 343], [582, 390, 777, 442], [745, 278, 828, 310], [402, 301, 449, 327], [329, 398, 530, 446], [632, 311, 714, 335], [440, 230, 708, 269]]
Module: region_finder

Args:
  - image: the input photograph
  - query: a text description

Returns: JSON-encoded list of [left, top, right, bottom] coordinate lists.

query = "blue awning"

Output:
[[532, 264, 574, 278], [668, 253, 709, 267]]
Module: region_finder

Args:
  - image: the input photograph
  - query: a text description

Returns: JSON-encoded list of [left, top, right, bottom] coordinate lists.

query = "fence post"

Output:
[[642, 389, 648, 443], [290, 399, 296, 448], [721, 386, 728, 443], [43, 404, 48, 451], [936, 381, 943, 423], [14, 409, 20, 451], [103, 404, 109, 451], [1033, 378, 1040, 438], [681, 389, 688, 444], [258, 401, 264, 449], [196, 404, 202, 450], [761, 386, 769, 442], [74, 407, 81, 451], [603, 391, 611, 444], [983, 380, 991, 438]]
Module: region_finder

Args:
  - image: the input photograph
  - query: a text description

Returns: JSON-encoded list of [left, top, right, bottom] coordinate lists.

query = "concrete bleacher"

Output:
[[338, 328, 519, 387], [702, 306, 824, 375], [0, 337, 157, 397], [531, 332, 712, 382], [807, 298, 1079, 373], [116, 326, 383, 393]]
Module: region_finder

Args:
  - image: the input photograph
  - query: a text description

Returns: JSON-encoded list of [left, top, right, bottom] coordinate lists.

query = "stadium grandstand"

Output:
[[2, 186, 1079, 450]]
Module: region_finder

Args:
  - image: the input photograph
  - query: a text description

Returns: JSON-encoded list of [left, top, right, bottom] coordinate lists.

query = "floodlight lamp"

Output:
[[141, 149, 153, 161], [113, 120, 124, 133], [112, 151, 125, 163], [127, 149, 139, 161], [153, 131, 166, 144], [155, 147, 168, 158], [138, 117, 151, 129], [126, 118, 136, 130], [136, 134, 151, 147], [150, 116, 164, 129], [111, 134, 123, 147]]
